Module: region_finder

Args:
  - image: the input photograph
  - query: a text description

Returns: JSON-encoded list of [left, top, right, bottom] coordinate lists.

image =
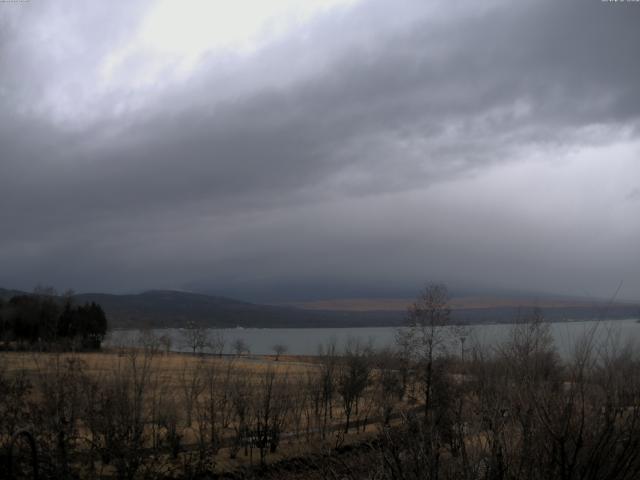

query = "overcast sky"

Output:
[[1, 0, 639, 302]]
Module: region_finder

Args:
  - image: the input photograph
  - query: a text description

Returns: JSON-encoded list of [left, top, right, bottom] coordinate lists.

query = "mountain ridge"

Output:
[[2, 287, 639, 329]]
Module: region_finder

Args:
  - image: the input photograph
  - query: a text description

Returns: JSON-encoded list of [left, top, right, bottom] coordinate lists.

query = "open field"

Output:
[[0, 346, 413, 479], [1, 350, 316, 379]]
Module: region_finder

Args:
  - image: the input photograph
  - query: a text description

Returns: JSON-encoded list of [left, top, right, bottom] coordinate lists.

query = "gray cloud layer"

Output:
[[1, 0, 639, 301]]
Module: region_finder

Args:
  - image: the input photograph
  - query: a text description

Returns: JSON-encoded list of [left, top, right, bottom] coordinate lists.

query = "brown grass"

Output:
[[0, 348, 410, 478], [1, 350, 315, 379]]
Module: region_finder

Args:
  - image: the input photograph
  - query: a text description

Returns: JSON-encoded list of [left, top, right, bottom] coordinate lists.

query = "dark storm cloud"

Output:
[[1, 0, 639, 300]]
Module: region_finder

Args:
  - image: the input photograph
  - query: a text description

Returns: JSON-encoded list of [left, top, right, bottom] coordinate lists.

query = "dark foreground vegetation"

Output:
[[2, 285, 640, 479], [0, 288, 108, 350]]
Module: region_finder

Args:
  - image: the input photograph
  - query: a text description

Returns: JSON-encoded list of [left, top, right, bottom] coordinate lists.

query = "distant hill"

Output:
[[288, 294, 640, 311], [2, 288, 639, 329], [73, 290, 400, 329], [0, 288, 27, 300]]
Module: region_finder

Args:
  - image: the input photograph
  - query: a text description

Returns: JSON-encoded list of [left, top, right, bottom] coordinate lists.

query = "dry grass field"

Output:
[[0, 347, 408, 478], [1, 349, 316, 380]]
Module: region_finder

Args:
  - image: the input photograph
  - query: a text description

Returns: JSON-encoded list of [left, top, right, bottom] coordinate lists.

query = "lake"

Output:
[[106, 318, 640, 359]]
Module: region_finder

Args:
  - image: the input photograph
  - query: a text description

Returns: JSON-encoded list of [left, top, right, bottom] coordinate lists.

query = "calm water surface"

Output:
[[107, 318, 640, 358]]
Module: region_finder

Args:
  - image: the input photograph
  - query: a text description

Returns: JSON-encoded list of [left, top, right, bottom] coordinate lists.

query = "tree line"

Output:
[[0, 287, 108, 350]]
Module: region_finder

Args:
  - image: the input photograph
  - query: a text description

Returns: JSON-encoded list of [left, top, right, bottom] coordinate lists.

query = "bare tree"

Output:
[[287, 380, 309, 441], [372, 348, 404, 425], [82, 347, 158, 479], [181, 321, 210, 355], [210, 330, 226, 356], [232, 338, 249, 357], [199, 359, 230, 454], [254, 370, 278, 463], [31, 353, 87, 477], [272, 343, 288, 361], [229, 373, 250, 459], [337, 340, 372, 433], [398, 283, 455, 417], [158, 333, 172, 355], [137, 327, 160, 354], [179, 359, 204, 427], [318, 340, 338, 438]]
